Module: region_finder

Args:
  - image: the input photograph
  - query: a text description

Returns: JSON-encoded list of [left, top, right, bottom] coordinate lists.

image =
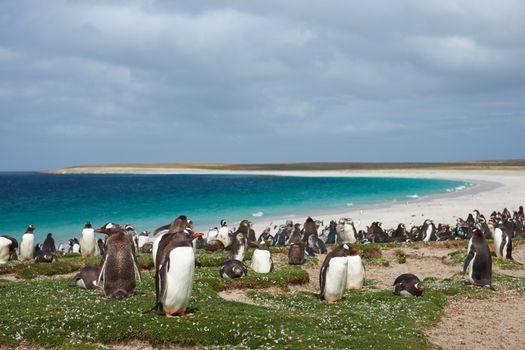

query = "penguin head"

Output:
[[124, 224, 135, 232], [46, 233, 53, 239], [26, 225, 37, 233], [96, 222, 119, 235], [232, 265, 244, 277], [84, 222, 92, 228], [220, 219, 227, 227], [415, 282, 425, 295]]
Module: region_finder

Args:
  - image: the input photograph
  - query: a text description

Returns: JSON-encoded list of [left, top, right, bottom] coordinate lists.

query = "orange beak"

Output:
[[95, 229, 104, 233], [193, 233, 204, 237]]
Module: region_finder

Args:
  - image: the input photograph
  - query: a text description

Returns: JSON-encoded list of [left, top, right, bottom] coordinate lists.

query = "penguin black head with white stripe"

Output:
[[393, 273, 425, 297]]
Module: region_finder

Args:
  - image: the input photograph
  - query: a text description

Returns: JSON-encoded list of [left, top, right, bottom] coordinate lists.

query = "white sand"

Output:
[[50, 167, 525, 233]]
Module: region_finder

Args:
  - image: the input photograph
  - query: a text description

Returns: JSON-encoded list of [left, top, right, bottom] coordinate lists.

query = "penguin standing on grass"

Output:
[[463, 228, 493, 289], [493, 221, 513, 260], [319, 244, 350, 303], [346, 246, 365, 290], [80, 222, 96, 257], [0, 236, 18, 264], [19, 225, 36, 261], [154, 228, 197, 317], [288, 241, 306, 265], [251, 241, 273, 273]]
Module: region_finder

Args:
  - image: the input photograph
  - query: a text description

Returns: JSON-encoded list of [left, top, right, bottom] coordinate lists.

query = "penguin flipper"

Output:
[[500, 235, 507, 257], [463, 248, 475, 274], [97, 255, 108, 288], [507, 236, 513, 260], [156, 257, 170, 314], [319, 260, 329, 300], [132, 252, 142, 283]]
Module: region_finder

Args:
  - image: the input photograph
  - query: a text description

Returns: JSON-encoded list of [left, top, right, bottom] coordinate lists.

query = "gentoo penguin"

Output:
[[220, 259, 248, 279], [288, 241, 306, 265], [272, 224, 290, 247], [74, 265, 100, 289], [42, 233, 56, 253], [346, 246, 365, 290], [463, 228, 493, 288], [0, 236, 18, 264], [68, 238, 81, 254], [137, 231, 150, 250], [493, 221, 513, 260], [19, 225, 37, 261], [152, 215, 188, 267], [342, 219, 358, 243], [390, 223, 408, 242], [217, 220, 231, 248], [251, 241, 273, 273], [124, 224, 138, 252], [327, 220, 341, 244], [80, 222, 96, 257], [229, 232, 247, 261], [302, 217, 318, 242], [154, 229, 195, 317], [421, 219, 436, 242], [206, 227, 219, 242], [96, 223, 141, 299], [319, 244, 351, 303], [366, 222, 388, 243], [393, 274, 425, 296], [287, 223, 302, 245]]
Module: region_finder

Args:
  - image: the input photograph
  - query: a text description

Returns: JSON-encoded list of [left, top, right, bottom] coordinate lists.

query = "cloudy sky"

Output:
[[1, 0, 524, 170]]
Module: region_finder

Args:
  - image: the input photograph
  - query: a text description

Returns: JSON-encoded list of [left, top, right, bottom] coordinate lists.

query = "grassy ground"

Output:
[[1, 243, 524, 349]]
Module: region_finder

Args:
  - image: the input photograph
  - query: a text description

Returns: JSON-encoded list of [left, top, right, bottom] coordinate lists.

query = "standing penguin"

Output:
[[421, 220, 436, 242], [287, 223, 302, 245], [0, 236, 18, 264], [229, 232, 247, 261], [80, 222, 96, 257], [493, 221, 513, 260], [220, 259, 248, 279], [19, 225, 36, 261], [390, 223, 408, 242], [152, 216, 188, 267], [346, 246, 365, 290], [319, 244, 350, 303], [393, 274, 425, 296], [154, 229, 196, 317], [96, 223, 141, 299], [463, 228, 493, 288], [42, 233, 56, 253], [288, 241, 306, 265], [251, 241, 273, 273], [217, 220, 231, 248], [74, 265, 100, 289]]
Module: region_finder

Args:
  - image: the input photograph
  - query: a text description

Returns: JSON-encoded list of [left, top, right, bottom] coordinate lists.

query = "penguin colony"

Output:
[[0, 205, 523, 316]]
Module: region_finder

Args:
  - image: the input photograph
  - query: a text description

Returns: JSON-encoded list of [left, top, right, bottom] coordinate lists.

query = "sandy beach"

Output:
[[51, 167, 525, 233]]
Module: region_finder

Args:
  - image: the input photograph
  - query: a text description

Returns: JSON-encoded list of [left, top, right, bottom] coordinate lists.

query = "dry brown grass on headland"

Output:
[[49, 159, 525, 173]]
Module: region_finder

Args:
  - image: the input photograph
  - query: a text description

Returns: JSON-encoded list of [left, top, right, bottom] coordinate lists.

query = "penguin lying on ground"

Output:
[[319, 244, 351, 303], [74, 265, 100, 289], [220, 259, 248, 279], [393, 274, 425, 296]]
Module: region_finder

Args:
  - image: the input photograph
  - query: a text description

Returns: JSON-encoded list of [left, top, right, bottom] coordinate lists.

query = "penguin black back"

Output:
[[42, 233, 56, 253], [463, 228, 493, 288], [393, 273, 425, 296]]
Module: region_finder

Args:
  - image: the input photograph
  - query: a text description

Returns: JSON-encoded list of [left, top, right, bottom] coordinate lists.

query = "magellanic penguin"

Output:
[[250, 241, 273, 273], [80, 221, 96, 257], [154, 229, 196, 317], [74, 265, 100, 289], [0, 235, 18, 264], [319, 244, 350, 303], [493, 221, 513, 260], [96, 223, 141, 299], [19, 225, 37, 261], [217, 220, 231, 248], [463, 228, 493, 289], [346, 246, 365, 290], [288, 241, 306, 265], [393, 274, 425, 296], [220, 259, 248, 279]]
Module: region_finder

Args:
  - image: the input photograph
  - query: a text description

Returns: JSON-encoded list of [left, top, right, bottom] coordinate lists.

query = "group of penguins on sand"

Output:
[[0, 205, 523, 316]]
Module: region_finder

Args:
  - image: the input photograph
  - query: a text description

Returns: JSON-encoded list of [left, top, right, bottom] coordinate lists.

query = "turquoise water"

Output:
[[0, 173, 469, 243]]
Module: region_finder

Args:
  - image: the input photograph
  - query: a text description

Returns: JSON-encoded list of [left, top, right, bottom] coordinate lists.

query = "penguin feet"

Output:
[[165, 309, 193, 318]]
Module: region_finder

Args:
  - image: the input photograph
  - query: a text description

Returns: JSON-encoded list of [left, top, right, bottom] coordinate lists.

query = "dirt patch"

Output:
[[427, 292, 525, 350]]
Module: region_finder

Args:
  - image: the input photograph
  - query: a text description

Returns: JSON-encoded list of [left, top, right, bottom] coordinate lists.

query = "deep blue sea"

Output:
[[0, 173, 469, 243]]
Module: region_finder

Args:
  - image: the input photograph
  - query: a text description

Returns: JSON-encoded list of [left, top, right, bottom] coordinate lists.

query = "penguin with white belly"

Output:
[[220, 259, 248, 279], [493, 221, 513, 260], [0, 236, 18, 264], [393, 274, 425, 296], [80, 222, 96, 257], [346, 246, 365, 290], [250, 241, 273, 273], [463, 228, 493, 288], [229, 232, 247, 261], [152, 216, 188, 267], [154, 229, 196, 317], [319, 244, 351, 303], [421, 219, 436, 242], [74, 265, 100, 289], [217, 220, 231, 248], [19, 225, 36, 261]]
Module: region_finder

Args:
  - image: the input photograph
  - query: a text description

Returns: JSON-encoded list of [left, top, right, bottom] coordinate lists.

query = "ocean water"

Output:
[[0, 173, 469, 243]]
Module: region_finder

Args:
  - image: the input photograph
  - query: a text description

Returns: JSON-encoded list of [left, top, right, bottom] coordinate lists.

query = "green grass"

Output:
[[447, 250, 466, 265], [395, 250, 407, 264], [493, 257, 523, 270]]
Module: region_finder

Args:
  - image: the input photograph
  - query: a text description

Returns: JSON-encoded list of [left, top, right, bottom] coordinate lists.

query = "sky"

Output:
[[1, 0, 524, 171]]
